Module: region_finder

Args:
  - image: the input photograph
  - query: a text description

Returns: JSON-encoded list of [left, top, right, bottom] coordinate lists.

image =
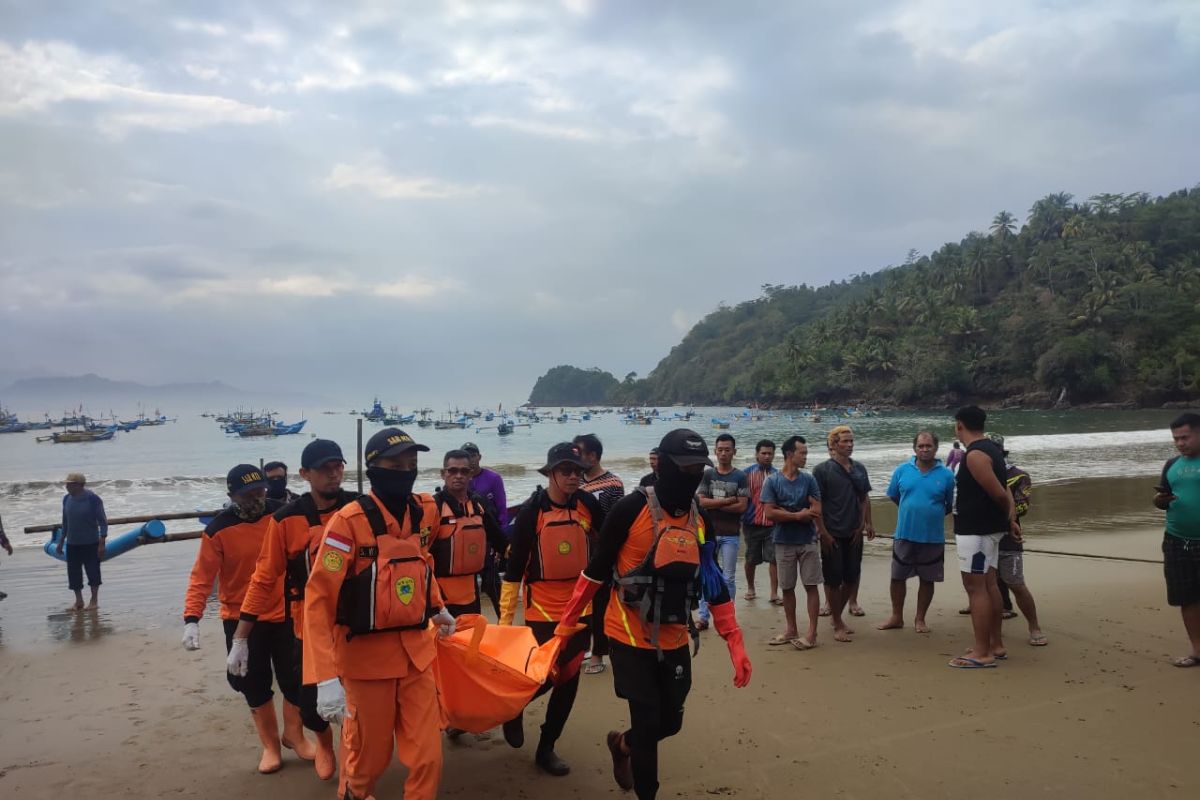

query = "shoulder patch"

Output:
[[322, 550, 345, 572]]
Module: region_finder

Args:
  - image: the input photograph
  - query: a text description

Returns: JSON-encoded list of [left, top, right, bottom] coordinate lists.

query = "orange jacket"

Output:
[[240, 490, 358, 636], [184, 504, 284, 623], [302, 491, 443, 684], [605, 503, 699, 651]]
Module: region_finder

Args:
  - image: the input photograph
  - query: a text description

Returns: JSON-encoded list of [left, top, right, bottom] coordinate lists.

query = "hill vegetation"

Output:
[[594, 187, 1200, 408], [528, 365, 620, 406]]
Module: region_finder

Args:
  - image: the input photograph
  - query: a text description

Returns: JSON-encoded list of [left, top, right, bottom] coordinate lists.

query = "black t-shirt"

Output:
[[812, 459, 872, 538], [638, 472, 657, 487], [954, 439, 1009, 536]]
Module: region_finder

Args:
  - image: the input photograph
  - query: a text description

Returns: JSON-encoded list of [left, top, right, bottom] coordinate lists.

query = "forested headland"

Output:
[[530, 188, 1200, 408]]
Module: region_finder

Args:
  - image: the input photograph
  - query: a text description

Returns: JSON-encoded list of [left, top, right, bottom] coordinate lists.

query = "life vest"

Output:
[[613, 486, 703, 655], [430, 493, 488, 578], [335, 495, 433, 638], [527, 490, 591, 582], [283, 495, 326, 612]]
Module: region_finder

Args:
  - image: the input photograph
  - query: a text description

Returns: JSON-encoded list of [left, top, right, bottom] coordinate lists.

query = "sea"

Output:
[[0, 406, 1186, 546], [0, 405, 1187, 647]]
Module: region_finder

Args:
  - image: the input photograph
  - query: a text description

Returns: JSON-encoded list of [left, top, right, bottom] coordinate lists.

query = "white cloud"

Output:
[[0, 40, 286, 136], [467, 113, 615, 143], [292, 45, 420, 93], [322, 154, 485, 200], [670, 309, 693, 333], [184, 64, 223, 82], [374, 275, 464, 299], [171, 19, 228, 37]]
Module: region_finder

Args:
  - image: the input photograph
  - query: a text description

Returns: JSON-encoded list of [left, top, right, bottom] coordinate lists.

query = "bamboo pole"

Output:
[[139, 530, 204, 544], [357, 417, 363, 494], [24, 510, 221, 534]]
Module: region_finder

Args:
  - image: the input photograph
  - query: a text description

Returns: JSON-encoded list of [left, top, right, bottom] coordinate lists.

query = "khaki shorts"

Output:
[[775, 542, 822, 590], [998, 551, 1024, 586]]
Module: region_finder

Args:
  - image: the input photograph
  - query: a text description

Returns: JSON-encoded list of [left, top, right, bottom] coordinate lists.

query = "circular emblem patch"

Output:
[[396, 576, 416, 605], [557, 540, 572, 555], [466, 542, 480, 555], [322, 551, 344, 572]]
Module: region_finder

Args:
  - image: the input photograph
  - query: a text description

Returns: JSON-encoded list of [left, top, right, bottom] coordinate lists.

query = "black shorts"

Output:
[[222, 619, 300, 708], [822, 536, 863, 588], [1163, 534, 1200, 607], [609, 641, 691, 741]]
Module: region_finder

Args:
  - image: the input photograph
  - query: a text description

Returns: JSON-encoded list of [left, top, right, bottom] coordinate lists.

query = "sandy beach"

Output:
[[1, 524, 1195, 799]]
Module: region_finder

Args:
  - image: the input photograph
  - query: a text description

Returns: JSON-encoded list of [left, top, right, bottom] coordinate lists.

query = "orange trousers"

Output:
[[342, 668, 444, 799]]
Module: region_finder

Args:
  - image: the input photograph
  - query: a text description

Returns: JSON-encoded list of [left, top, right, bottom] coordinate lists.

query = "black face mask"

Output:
[[266, 477, 288, 500], [653, 456, 704, 515], [368, 466, 418, 509]]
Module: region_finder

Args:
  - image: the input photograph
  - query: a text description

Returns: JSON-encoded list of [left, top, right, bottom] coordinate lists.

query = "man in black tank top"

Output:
[[949, 406, 1021, 669]]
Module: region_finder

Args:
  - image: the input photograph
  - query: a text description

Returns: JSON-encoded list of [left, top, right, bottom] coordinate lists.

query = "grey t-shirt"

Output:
[[812, 459, 872, 538], [698, 466, 748, 537], [759, 470, 821, 545]]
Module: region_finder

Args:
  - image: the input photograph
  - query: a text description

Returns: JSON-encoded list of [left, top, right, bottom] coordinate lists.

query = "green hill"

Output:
[[528, 365, 620, 406], [608, 188, 1200, 407]]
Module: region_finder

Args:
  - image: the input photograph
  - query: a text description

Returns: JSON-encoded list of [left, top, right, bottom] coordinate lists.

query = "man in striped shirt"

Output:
[[574, 433, 625, 675], [742, 439, 779, 603]]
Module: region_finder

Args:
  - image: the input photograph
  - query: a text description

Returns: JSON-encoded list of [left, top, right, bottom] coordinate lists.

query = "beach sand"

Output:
[[1, 529, 1196, 799]]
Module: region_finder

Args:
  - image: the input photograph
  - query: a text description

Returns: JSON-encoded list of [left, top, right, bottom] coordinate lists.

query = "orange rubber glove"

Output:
[[554, 573, 601, 637], [710, 601, 752, 688]]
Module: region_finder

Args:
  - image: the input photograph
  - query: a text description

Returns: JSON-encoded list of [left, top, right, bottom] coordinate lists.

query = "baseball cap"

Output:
[[365, 427, 430, 465], [538, 442, 587, 475], [302, 439, 345, 470], [227, 464, 268, 495], [461, 441, 480, 454], [657, 428, 713, 468]]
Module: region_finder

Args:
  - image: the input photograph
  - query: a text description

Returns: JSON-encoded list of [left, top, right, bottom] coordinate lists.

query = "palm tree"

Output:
[[989, 211, 1016, 240]]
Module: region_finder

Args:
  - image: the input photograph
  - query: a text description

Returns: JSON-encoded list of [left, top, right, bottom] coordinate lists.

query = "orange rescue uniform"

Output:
[[605, 503, 704, 652], [185, 504, 285, 624], [303, 491, 444, 800]]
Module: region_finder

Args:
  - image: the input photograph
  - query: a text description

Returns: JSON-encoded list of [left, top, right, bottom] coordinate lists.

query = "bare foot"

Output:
[[818, 604, 830, 617], [833, 629, 854, 643], [849, 604, 866, 617], [966, 647, 1006, 660], [87, 600, 99, 609], [914, 620, 931, 633], [876, 617, 904, 631], [71, 600, 84, 611]]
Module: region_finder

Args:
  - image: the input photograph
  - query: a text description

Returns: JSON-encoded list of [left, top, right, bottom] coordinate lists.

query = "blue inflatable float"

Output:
[[43, 520, 167, 562]]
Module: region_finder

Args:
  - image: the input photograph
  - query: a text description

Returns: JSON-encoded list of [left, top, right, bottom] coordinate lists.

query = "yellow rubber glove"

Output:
[[499, 580, 521, 626]]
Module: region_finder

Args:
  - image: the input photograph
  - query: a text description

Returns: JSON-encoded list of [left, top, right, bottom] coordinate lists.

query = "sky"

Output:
[[1, 0, 1198, 407]]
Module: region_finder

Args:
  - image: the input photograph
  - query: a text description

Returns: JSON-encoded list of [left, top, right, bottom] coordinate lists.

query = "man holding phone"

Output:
[[1155, 412, 1200, 668]]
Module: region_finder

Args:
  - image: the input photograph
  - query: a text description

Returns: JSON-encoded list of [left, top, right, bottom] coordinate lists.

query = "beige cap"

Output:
[[65, 472, 86, 485]]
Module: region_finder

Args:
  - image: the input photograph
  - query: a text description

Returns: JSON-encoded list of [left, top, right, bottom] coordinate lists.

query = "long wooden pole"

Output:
[[357, 417, 364, 494], [139, 530, 204, 543], [24, 510, 221, 533]]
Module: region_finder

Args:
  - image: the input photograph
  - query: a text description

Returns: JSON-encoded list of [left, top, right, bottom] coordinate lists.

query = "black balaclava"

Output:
[[653, 455, 703, 515], [266, 477, 289, 500], [367, 465, 418, 523]]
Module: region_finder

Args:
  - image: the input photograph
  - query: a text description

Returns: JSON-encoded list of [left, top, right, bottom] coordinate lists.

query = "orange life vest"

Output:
[[611, 486, 704, 654], [528, 497, 591, 583], [284, 495, 330, 611], [430, 494, 489, 578], [335, 494, 433, 637]]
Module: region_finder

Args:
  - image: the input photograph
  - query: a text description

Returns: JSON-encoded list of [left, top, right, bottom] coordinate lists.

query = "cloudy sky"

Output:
[[1, 0, 1197, 406]]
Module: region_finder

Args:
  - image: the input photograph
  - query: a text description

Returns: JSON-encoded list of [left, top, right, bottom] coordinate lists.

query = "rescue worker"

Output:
[[229, 440, 358, 781], [182, 464, 299, 774], [264, 461, 300, 503], [555, 429, 753, 800], [302, 428, 456, 800], [498, 442, 605, 776], [433, 448, 511, 617]]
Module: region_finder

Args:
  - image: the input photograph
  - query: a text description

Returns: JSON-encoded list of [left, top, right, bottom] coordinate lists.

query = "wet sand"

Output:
[[1, 526, 1195, 799]]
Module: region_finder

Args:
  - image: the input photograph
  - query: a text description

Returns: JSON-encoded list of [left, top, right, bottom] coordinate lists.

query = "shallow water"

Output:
[[0, 406, 1185, 547]]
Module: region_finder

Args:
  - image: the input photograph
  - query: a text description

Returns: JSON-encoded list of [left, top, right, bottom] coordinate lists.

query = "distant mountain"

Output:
[[1, 373, 329, 414]]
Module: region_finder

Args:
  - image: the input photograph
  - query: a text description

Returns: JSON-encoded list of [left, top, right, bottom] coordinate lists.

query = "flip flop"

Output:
[[583, 660, 607, 674], [948, 656, 998, 669], [744, 591, 757, 601], [768, 633, 793, 646], [818, 605, 831, 617], [849, 606, 866, 617], [790, 637, 816, 651], [1028, 633, 1048, 647], [1002, 610, 1019, 620], [769, 597, 784, 606], [1172, 654, 1200, 668]]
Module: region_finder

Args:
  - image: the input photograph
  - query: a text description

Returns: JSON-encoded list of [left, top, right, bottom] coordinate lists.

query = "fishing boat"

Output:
[[50, 427, 116, 443], [711, 418, 731, 430], [272, 420, 306, 435], [434, 419, 467, 430], [363, 399, 387, 421]]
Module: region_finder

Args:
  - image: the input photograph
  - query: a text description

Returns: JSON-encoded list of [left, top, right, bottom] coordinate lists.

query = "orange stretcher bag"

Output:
[[435, 614, 564, 733]]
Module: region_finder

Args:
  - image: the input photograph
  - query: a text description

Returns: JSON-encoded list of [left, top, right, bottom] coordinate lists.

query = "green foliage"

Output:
[[622, 187, 1200, 405], [528, 365, 620, 406]]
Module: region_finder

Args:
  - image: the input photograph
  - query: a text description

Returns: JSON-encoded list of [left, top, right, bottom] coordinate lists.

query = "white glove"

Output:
[[316, 678, 346, 723], [226, 637, 249, 676], [182, 622, 200, 650], [432, 607, 455, 637]]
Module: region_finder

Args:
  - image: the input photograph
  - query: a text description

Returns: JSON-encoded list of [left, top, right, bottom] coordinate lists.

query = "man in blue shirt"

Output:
[[760, 436, 825, 649], [56, 472, 108, 610], [877, 432, 954, 634]]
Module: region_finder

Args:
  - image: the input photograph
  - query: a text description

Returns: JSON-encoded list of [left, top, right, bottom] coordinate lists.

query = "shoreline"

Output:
[[1, 525, 1193, 799]]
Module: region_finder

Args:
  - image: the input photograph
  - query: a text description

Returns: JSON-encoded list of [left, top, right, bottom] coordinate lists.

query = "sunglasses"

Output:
[[553, 465, 584, 477], [443, 467, 472, 476]]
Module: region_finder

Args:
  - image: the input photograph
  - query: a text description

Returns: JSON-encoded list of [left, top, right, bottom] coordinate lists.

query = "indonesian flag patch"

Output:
[[324, 532, 353, 553]]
